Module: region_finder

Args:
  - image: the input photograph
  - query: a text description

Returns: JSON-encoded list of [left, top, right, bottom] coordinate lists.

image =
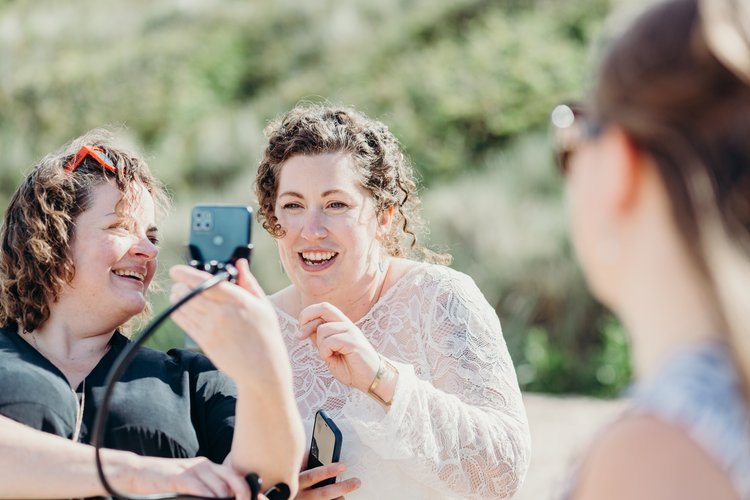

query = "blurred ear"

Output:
[[376, 205, 394, 240], [599, 126, 643, 215]]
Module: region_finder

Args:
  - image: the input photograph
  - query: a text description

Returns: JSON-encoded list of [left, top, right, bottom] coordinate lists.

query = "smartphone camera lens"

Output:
[[193, 211, 214, 231]]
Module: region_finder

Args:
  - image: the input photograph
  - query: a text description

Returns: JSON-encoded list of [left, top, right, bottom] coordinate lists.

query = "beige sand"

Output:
[[513, 393, 626, 500]]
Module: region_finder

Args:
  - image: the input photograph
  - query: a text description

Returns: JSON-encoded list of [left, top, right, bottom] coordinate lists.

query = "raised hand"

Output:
[[298, 302, 380, 393], [169, 259, 289, 386], [169, 258, 305, 494]]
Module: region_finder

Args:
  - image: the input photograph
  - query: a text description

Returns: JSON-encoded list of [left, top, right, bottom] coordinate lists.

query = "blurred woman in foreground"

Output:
[[0, 130, 304, 498], [552, 0, 750, 498]]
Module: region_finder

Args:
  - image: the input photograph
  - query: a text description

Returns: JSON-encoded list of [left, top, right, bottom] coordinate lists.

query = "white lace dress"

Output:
[[273, 263, 531, 499]]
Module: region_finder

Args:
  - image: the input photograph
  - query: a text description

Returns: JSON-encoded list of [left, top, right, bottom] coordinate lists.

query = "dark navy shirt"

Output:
[[0, 324, 236, 463]]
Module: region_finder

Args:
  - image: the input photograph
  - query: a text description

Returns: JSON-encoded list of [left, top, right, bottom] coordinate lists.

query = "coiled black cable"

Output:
[[90, 265, 267, 500]]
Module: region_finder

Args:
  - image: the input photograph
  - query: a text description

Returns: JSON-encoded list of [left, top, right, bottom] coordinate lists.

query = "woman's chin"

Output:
[[294, 279, 336, 302], [114, 297, 148, 322]]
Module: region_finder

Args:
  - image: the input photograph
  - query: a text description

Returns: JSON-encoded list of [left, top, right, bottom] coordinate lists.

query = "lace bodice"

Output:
[[273, 263, 530, 499]]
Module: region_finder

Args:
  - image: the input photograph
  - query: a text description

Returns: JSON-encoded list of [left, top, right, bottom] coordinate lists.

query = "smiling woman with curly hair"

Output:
[[0, 129, 303, 499], [0, 129, 168, 334], [248, 103, 530, 499]]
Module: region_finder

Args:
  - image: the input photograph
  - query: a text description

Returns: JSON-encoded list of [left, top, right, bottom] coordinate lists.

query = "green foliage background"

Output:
[[0, 0, 630, 397]]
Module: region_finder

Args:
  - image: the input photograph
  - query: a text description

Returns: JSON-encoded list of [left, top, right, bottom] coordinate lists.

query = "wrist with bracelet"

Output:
[[366, 355, 399, 407]]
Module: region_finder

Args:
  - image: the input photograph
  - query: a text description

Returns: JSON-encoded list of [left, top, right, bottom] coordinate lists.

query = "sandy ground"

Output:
[[512, 393, 626, 500]]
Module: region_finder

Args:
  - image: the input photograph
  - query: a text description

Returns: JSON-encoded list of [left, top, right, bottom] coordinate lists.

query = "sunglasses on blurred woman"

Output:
[[551, 0, 750, 176], [549, 103, 605, 175]]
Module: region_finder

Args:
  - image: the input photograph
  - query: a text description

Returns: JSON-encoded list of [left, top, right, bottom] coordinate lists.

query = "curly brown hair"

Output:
[[255, 103, 451, 264], [0, 129, 169, 333]]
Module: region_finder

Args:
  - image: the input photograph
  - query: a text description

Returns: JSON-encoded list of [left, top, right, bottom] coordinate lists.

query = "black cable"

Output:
[[91, 266, 244, 500]]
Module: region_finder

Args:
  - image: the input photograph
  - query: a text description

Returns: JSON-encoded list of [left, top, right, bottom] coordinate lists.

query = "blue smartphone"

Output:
[[185, 204, 253, 351], [307, 409, 343, 488], [187, 204, 253, 273]]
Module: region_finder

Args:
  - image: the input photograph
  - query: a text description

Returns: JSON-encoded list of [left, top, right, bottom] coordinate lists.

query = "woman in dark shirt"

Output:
[[0, 129, 304, 498]]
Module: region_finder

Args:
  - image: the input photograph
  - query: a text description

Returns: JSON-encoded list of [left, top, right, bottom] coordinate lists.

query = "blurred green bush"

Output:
[[423, 131, 631, 397], [0, 0, 630, 397]]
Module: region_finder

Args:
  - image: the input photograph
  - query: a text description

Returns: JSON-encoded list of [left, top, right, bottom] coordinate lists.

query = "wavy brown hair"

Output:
[[0, 129, 169, 333], [255, 103, 451, 264]]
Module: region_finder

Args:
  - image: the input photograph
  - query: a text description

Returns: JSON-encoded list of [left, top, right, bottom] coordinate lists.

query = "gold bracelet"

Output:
[[367, 356, 398, 407]]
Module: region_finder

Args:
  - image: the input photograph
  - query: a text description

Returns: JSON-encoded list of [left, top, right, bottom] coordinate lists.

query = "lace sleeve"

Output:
[[343, 268, 531, 498]]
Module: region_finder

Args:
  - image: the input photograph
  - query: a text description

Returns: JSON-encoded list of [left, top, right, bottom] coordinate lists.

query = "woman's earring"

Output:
[[378, 259, 386, 273]]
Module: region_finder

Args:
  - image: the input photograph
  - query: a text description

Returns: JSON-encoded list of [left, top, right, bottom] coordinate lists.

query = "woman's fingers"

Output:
[[208, 463, 251, 500], [169, 264, 215, 288], [298, 318, 325, 340], [324, 477, 362, 498], [131, 456, 248, 498], [301, 321, 352, 346], [297, 468, 361, 500], [309, 323, 353, 355], [298, 301, 380, 391], [178, 458, 248, 499], [180, 459, 248, 500], [299, 321, 358, 360], [298, 463, 362, 499], [190, 475, 231, 499], [170, 474, 216, 497], [170, 282, 193, 303], [316, 331, 357, 360], [234, 259, 266, 298], [169, 264, 250, 305], [299, 463, 345, 489], [299, 302, 348, 326]]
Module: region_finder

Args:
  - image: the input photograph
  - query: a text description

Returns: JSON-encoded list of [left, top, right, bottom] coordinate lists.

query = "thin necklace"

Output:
[[24, 329, 89, 442], [26, 329, 110, 361], [72, 379, 85, 442], [28, 329, 41, 351], [24, 329, 47, 358], [372, 261, 390, 308]]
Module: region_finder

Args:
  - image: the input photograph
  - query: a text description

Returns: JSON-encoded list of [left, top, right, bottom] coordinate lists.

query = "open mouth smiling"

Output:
[[112, 269, 146, 282], [300, 251, 338, 267]]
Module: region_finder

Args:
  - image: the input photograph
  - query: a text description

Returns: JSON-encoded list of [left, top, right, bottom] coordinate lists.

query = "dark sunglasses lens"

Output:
[[556, 149, 570, 175], [551, 104, 578, 175]]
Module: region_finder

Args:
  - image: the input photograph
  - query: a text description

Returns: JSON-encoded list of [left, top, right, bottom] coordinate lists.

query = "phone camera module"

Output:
[[192, 211, 214, 232]]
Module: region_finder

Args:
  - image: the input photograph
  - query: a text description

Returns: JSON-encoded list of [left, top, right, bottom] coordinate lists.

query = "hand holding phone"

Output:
[[306, 410, 343, 489]]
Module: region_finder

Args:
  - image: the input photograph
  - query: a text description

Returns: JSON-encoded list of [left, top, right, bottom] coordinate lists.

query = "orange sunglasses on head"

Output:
[[64, 145, 117, 173]]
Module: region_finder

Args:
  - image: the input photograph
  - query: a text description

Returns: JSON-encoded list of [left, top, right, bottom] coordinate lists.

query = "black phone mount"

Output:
[[187, 244, 253, 278]]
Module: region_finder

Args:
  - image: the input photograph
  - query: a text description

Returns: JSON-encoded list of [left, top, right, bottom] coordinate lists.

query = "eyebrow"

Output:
[[104, 212, 158, 232], [278, 189, 347, 198]]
